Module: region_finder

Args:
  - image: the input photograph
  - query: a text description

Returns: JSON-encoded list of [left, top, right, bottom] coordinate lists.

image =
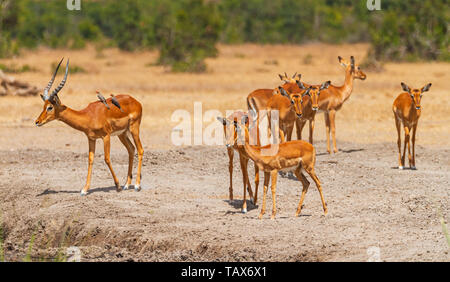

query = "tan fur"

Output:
[[392, 83, 431, 169], [36, 94, 144, 194], [235, 122, 327, 219]]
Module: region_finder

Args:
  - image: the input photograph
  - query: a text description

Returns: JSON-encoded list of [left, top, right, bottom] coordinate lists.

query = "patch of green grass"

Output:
[[438, 208, 450, 248], [23, 226, 37, 262], [0, 63, 37, 73], [51, 62, 87, 75]]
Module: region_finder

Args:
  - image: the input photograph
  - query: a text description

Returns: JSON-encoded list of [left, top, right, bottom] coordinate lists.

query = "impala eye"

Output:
[[47, 106, 53, 112]]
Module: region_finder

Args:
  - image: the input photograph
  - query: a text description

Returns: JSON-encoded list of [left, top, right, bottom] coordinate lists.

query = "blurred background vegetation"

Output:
[[0, 0, 448, 72]]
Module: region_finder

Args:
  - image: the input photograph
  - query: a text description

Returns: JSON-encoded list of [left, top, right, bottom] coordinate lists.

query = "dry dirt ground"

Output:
[[0, 44, 449, 261], [0, 142, 448, 261]]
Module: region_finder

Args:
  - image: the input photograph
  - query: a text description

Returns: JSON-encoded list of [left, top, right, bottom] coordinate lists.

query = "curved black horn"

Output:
[[43, 58, 64, 100], [292, 72, 297, 79], [50, 58, 69, 100], [350, 56, 355, 70]]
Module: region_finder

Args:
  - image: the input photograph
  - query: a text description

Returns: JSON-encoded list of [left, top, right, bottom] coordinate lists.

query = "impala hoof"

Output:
[[398, 166, 404, 170], [123, 184, 129, 190], [242, 208, 247, 214], [134, 185, 141, 192], [411, 166, 417, 170], [80, 191, 87, 196]]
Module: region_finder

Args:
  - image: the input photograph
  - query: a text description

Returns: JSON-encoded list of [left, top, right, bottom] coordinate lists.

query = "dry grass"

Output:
[[0, 43, 449, 150]]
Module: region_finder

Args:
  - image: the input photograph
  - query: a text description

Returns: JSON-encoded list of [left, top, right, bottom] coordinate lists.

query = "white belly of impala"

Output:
[[279, 165, 298, 173], [111, 128, 127, 136]]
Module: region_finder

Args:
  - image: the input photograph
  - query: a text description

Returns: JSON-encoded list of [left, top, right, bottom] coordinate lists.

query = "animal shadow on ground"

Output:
[[279, 171, 299, 181], [36, 186, 117, 197], [223, 199, 258, 214], [390, 166, 417, 170], [340, 148, 365, 154]]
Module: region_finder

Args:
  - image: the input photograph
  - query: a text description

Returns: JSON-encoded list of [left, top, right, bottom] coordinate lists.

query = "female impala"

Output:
[[217, 111, 286, 213], [311, 56, 366, 154], [35, 59, 144, 195], [234, 116, 328, 219], [393, 82, 432, 170]]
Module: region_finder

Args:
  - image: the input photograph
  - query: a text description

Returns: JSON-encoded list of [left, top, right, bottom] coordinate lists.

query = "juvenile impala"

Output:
[[35, 59, 144, 195], [234, 116, 328, 219], [392, 82, 432, 170], [310, 56, 366, 154], [217, 111, 285, 213]]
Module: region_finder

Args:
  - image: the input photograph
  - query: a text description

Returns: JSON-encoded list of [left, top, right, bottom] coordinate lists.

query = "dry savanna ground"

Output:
[[0, 44, 448, 261]]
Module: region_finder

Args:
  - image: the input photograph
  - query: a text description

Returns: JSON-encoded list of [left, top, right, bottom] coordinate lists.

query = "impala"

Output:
[[217, 111, 285, 213], [246, 72, 301, 117], [308, 56, 366, 154], [295, 80, 331, 143], [234, 116, 328, 219], [392, 82, 432, 170], [35, 59, 144, 195]]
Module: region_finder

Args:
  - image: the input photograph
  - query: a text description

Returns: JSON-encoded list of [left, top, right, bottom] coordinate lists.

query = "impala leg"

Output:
[[81, 139, 96, 196], [294, 167, 310, 217], [305, 165, 328, 215], [103, 135, 121, 192], [411, 124, 417, 169], [253, 163, 259, 205], [270, 170, 278, 219], [239, 155, 251, 213], [309, 119, 315, 144], [402, 127, 410, 169], [295, 119, 306, 141], [324, 112, 331, 154], [119, 133, 135, 190], [329, 110, 338, 153], [130, 122, 144, 191], [243, 157, 254, 203], [407, 126, 412, 168], [227, 147, 234, 201], [394, 116, 403, 169], [258, 172, 270, 219], [286, 124, 294, 142]]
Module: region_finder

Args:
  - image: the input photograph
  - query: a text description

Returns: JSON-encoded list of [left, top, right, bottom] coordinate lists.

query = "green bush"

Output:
[[0, 0, 448, 65], [156, 0, 222, 72]]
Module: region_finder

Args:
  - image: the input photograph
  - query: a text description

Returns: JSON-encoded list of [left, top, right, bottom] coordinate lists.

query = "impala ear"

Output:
[[292, 72, 297, 79], [278, 86, 289, 97], [296, 80, 307, 90], [338, 56, 345, 67], [320, 81, 331, 90], [296, 73, 301, 80], [217, 117, 228, 126], [421, 83, 432, 92], [241, 115, 249, 125], [302, 87, 311, 97], [401, 82, 411, 93]]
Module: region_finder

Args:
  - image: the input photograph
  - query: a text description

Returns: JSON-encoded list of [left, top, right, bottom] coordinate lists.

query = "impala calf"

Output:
[[217, 111, 255, 213], [217, 111, 286, 212], [234, 116, 328, 219], [296, 80, 331, 144], [35, 58, 144, 195], [393, 82, 432, 170]]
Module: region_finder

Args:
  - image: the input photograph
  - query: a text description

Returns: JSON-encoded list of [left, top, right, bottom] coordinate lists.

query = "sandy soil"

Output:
[[0, 44, 449, 261], [0, 141, 448, 261]]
